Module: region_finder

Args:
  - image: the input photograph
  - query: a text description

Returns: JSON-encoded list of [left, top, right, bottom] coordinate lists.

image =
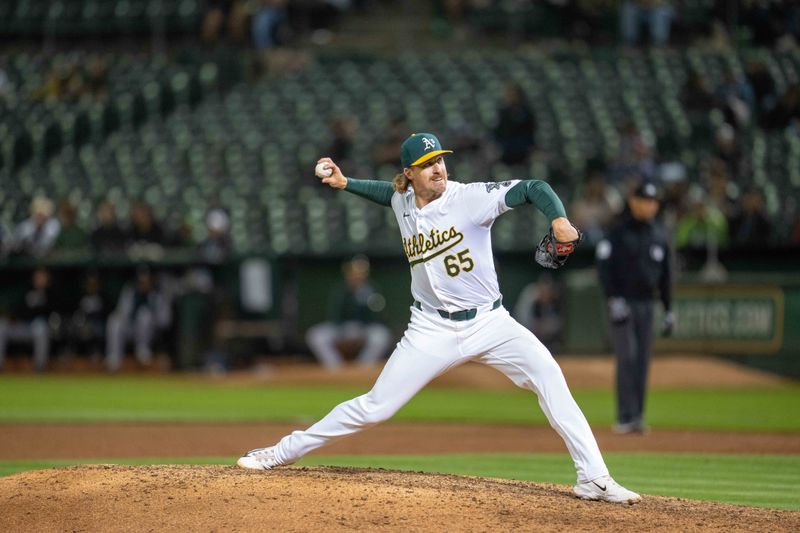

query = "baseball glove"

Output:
[[535, 226, 584, 269]]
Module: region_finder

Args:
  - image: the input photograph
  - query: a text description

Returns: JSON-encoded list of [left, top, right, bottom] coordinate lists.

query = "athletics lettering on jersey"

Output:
[[402, 226, 464, 266]]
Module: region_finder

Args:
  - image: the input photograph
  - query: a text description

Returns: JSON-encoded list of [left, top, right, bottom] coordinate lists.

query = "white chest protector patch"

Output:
[[596, 239, 612, 260], [650, 244, 665, 262]]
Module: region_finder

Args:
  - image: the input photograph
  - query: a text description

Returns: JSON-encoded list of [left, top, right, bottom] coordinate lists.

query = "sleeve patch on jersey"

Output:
[[484, 181, 513, 193], [596, 239, 612, 260]]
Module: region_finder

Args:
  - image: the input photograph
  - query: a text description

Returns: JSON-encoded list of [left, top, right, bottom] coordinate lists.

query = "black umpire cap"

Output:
[[632, 181, 659, 200]]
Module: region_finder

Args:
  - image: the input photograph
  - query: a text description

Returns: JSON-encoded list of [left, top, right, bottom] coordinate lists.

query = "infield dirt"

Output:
[[1, 356, 796, 531], [1, 465, 798, 532]]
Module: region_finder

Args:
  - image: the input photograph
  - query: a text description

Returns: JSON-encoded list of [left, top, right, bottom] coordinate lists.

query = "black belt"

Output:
[[413, 297, 502, 321]]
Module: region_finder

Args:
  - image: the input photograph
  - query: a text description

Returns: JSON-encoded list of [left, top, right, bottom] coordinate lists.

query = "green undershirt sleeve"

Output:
[[504, 180, 567, 222], [343, 178, 395, 207]]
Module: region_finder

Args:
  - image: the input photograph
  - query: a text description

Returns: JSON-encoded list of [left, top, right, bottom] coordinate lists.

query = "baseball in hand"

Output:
[[315, 163, 333, 178]]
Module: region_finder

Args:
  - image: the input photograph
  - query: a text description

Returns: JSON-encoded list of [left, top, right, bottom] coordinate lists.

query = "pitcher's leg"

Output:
[[477, 316, 608, 482], [274, 337, 460, 465]]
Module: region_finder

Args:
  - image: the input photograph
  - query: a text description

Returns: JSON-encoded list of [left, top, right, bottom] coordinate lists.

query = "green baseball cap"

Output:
[[400, 133, 453, 168]]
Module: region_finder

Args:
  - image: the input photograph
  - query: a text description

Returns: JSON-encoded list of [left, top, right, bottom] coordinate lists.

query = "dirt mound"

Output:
[[1, 466, 796, 532]]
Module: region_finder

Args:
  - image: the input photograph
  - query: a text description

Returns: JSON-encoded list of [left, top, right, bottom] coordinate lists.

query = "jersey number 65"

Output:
[[444, 249, 475, 277]]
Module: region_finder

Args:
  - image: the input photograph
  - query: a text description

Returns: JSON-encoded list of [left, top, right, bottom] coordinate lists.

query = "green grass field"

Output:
[[1, 376, 799, 431], [1, 375, 798, 510]]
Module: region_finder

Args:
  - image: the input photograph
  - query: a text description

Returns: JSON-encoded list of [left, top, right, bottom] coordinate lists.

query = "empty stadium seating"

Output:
[[3, 46, 799, 254], [0, 0, 203, 37]]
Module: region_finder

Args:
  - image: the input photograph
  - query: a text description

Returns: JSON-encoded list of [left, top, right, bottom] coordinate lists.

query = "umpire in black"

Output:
[[596, 182, 673, 434]]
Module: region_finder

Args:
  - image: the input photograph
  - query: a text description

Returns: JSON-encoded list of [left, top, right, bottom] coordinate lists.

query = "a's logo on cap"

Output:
[[421, 137, 436, 151]]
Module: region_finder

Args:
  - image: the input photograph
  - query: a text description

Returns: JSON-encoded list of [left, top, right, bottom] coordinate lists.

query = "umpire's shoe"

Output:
[[237, 446, 288, 470], [573, 475, 642, 504]]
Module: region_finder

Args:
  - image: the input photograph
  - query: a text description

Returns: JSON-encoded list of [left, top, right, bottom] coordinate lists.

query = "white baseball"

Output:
[[315, 163, 333, 178]]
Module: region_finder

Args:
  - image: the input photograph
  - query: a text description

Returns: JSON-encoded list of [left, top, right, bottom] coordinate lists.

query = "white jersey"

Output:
[[390, 180, 520, 312]]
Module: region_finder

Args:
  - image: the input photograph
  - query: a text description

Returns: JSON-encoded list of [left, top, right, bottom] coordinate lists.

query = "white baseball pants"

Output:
[[274, 305, 609, 482]]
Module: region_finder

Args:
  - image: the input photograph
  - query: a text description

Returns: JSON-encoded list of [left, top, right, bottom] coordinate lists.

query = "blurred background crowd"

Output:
[[1, 0, 799, 373]]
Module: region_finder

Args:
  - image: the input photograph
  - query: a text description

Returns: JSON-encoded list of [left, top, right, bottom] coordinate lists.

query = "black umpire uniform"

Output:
[[596, 182, 673, 434]]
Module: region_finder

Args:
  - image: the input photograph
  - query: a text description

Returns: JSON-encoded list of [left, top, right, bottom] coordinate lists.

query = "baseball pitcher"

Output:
[[238, 133, 641, 504]]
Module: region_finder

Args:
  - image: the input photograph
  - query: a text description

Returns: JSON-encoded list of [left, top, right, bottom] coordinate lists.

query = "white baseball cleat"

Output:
[[573, 475, 642, 504], [236, 446, 287, 470]]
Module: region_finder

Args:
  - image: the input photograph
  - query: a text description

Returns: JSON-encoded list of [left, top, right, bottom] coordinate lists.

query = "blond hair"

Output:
[[393, 172, 410, 193]]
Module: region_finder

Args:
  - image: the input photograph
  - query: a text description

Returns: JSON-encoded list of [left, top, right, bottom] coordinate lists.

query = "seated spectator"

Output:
[[431, 0, 467, 40], [66, 270, 107, 362], [90, 200, 127, 255], [199, 208, 233, 264], [202, 0, 248, 44], [714, 123, 748, 180], [609, 121, 656, 184], [252, 0, 289, 50], [740, 0, 798, 48], [11, 197, 61, 258], [288, 0, 351, 40], [746, 59, 778, 116], [127, 202, 166, 259], [620, 0, 674, 47], [84, 54, 110, 101], [327, 116, 359, 177], [729, 187, 773, 247], [681, 71, 715, 115], [493, 82, 536, 168], [676, 188, 729, 249], [714, 68, 755, 129], [761, 83, 800, 131], [53, 200, 88, 253], [372, 115, 408, 170], [656, 133, 687, 190], [704, 158, 737, 218], [570, 167, 623, 245], [305, 255, 392, 371], [165, 215, 196, 249], [659, 174, 689, 234], [513, 273, 564, 353], [105, 265, 172, 373], [444, 118, 483, 158], [0, 267, 56, 372], [128, 201, 165, 245]]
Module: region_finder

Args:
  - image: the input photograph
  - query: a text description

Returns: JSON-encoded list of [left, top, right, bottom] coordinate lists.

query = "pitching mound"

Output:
[[1, 466, 797, 532]]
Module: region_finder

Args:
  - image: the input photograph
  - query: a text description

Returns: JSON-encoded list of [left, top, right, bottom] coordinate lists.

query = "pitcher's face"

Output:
[[406, 155, 448, 204]]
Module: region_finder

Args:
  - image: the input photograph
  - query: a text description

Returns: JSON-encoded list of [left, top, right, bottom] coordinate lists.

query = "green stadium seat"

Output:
[[4, 46, 795, 253]]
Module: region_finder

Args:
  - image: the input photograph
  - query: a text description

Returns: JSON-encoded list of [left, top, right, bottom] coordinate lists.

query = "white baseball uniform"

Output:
[[272, 180, 609, 482]]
